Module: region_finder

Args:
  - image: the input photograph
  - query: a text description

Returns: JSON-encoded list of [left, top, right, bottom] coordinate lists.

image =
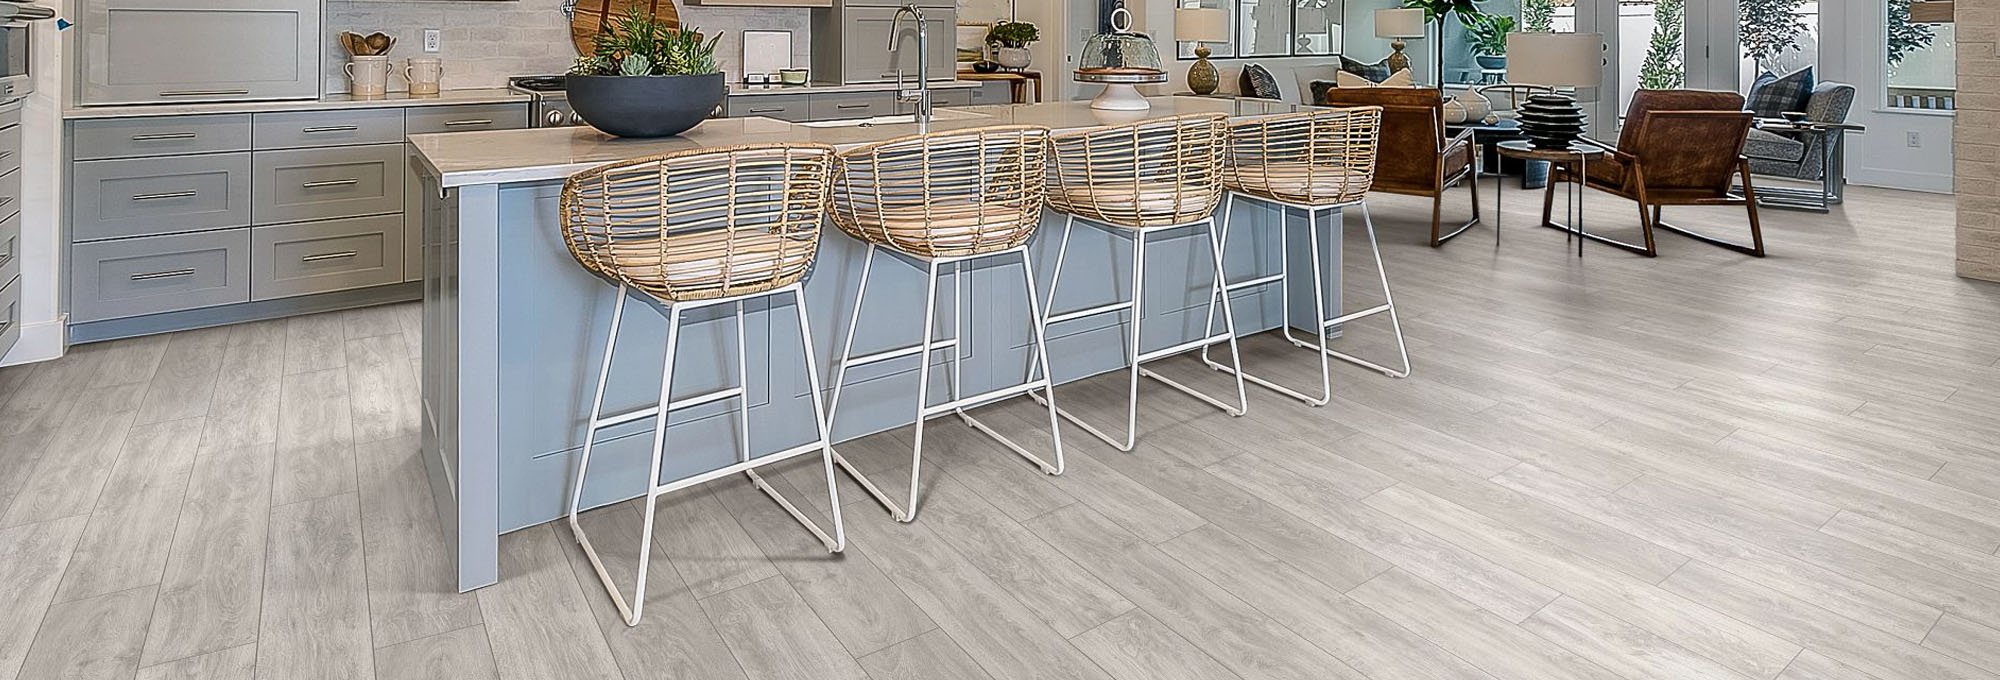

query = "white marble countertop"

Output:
[[728, 80, 981, 96], [411, 97, 1315, 188], [64, 88, 532, 120]]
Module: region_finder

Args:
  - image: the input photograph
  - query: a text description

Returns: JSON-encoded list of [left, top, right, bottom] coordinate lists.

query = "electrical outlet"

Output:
[[1907, 131, 1922, 148], [423, 29, 441, 53]]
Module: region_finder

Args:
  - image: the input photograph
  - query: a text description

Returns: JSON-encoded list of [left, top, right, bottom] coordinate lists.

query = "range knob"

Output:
[[568, 111, 587, 126], [545, 110, 568, 127]]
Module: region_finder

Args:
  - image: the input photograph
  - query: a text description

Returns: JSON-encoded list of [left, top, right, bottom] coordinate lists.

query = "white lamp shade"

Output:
[[1373, 8, 1427, 39], [1508, 32, 1604, 88], [1175, 8, 1229, 43]]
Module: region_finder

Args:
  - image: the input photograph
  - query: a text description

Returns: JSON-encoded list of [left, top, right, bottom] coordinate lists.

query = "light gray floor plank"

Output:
[[973, 402, 1209, 544], [55, 416, 205, 603], [912, 475, 1132, 639], [85, 333, 170, 388], [259, 493, 372, 680], [134, 327, 230, 426], [201, 320, 288, 450], [1820, 511, 2000, 591], [0, 516, 89, 680], [1069, 608, 1243, 680], [373, 626, 499, 680], [857, 629, 994, 680], [1347, 569, 1624, 680], [16, 585, 156, 680], [1778, 651, 1881, 680], [1520, 596, 1751, 680], [1924, 615, 2000, 674], [646, 485, 782, 601], [476, 524, 624, 680], [1, 383, 146, 527], [272, 368, 358, 505], [1027, 504, 1368, 680], [555, 505, 747, 680], [841, 502, 1111, 680], [345, 335, 420, 443], [136, 644, 257, 680], [341, 305, 407, 341], [699, 575, 871, 680], [710, 475, 937, 658], [355, 436, 482, 649], [142, 443, 275, 667], [284, 313, 348, 376]]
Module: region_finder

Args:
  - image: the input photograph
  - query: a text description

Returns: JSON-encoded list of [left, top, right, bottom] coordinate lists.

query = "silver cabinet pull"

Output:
[[0, 196, 14, 209], [0, 319, 11, 334], [158, 89, 251, 98], [131, 190, 198, 201], [130, 268, 196, 281], [302, 125, 361, 134], [301, 179, 361, 189], [442, 119, 494, 127], [747, 107, 785, 113], [0, 150, 12, 161], [131, 132, 199, 141], [836, 103, 871, 109], [301, 250, 359, 263]]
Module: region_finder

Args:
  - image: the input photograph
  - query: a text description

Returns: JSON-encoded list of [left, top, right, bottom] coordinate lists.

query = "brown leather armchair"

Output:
[[1552, 89, 1765, 257], [1320, 87, 1482, 247]]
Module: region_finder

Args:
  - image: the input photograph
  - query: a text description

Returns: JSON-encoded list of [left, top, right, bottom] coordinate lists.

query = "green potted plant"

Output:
[[565, 8, 723, 138], [987, 21, 1039, 70], [1464, 13, 1516, 71]]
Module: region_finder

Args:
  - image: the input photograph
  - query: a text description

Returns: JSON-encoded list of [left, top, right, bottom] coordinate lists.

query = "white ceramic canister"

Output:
[[345, 55, 392, 97]]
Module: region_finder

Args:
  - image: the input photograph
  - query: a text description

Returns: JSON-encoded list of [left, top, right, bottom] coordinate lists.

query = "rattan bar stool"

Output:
[[561, 144, 844, 626], [1034, 113, 1249, 452], [825, 125, 1064, 523], [1206, 106, 1411, 407]]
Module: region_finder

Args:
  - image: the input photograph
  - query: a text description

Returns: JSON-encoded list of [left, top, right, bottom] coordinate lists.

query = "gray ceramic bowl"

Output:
[[567, 73, 726, 138]]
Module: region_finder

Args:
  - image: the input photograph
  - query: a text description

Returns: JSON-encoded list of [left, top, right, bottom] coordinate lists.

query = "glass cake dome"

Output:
[[1076, 4, 1165, 110]]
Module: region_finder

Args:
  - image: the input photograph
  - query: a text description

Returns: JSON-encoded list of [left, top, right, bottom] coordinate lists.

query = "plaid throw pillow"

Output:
[[1340, 55, 1394, 84], [1239, 63, 1283, 100], [1747, 66, 1813, 118]]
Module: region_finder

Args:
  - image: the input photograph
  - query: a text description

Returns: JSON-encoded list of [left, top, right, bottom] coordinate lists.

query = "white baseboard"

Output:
[[1, 317, 68, 367], [1848, 167, 1955, 194]]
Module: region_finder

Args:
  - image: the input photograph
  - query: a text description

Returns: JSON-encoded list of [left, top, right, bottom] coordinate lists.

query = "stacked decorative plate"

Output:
[[1517, 94, 1588, 149]]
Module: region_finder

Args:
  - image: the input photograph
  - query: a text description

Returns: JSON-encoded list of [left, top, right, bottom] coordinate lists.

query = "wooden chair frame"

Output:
[[1547, 109, 1766, 257]]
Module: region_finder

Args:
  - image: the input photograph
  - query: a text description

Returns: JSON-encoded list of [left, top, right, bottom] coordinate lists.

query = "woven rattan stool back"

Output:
[[830, 125, 1051, 259], [560, 143, 837, 302], [1222, 106, 1383, 207], [1047, 113, 1228, 229]]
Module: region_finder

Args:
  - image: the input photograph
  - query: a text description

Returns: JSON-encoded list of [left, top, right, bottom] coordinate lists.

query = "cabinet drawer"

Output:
[[406, 104, 530, 135], [252, 214, 402, 300], [933, 88, 974, 108], [72, 153, 252, 242], [0, 276, 18, 359], [71, 229, 251, 322], [726, 95, 811, 122], [0, 122, 19, 175], [969, 81, 1014, 105], [254, 109, 406, 149], [0, 100, 19, 130], [0, 168, 17, 221], [253, 144, 405, 224], [809, 92, 897, 120], [0, 211, 19, 285], [71, 115, 253, 160]]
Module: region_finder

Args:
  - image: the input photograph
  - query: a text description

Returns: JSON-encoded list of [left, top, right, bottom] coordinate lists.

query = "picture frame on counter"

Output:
[[956, 23, 990, 67]]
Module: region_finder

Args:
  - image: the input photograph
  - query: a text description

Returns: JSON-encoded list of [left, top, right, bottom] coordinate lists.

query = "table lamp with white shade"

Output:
[[1508, 32, 1603, 149], [1373, 8, 1426, 78], [1176, 7, 1230, 95]]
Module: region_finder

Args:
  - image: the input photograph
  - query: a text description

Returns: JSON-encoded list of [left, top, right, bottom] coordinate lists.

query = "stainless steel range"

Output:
[[509, 76, 586, 128]]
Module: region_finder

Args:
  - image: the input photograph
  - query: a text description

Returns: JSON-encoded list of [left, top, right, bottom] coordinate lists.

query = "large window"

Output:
[[1885, 0, 1954, 110], [1176, 0, 1347, 59]]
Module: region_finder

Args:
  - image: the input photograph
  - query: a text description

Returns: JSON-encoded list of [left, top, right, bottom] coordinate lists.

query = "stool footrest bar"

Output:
[[844, 338, 961, 369], [1221, 273, 1285, 292], [1321, 303, 1394, 328], [1045, 300, 1134, 325], [921, 380, 1049, 418], [1136, 333, 1235, 364], [590, 386, 747, 430], [649, 440, 829, 498]]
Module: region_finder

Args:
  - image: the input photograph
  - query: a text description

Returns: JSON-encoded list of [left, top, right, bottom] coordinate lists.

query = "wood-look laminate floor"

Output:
[[4, 183, 1999, 680]]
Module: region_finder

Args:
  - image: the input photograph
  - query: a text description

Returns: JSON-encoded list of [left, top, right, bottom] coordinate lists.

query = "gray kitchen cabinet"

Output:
[[254, 109, 406, 150], [932, 88, 973, 108], [726, 95, 812, 121], [253, 143, 404, 225], [71, 153, 253, 242], [0, 211, 19, 288], [251, 214, 402, 300], [813, 4, 956, 84], [403, 103, 529, 282], [0, 277, 18, 357], [71, 114, 253, 161], [71, 229, 252, 322], [0, 168, 17, 226], [808, 91, 897, 120], [75, 0, 321, 106], [968, 81, 1014, 105]]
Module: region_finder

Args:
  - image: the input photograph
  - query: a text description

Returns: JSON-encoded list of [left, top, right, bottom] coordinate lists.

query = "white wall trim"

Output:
[[1, 319, 68, 367]]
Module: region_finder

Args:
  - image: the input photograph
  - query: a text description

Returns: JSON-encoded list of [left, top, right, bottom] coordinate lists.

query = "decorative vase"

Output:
[[995, 46, 1032, 70], [1516, 93, 1588, 150], [566, 73, 725, 138], [1187, 45, 1219, 95], [1475, 54, 1507, 71]]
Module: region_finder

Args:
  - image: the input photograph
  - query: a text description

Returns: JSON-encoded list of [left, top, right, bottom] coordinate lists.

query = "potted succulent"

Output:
[[566, 8, 724, 138], [987, 21, 1039, 70], [1464, 13, 1516, 71]]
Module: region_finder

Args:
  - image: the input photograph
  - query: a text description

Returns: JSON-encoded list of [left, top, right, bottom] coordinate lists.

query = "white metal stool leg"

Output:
[[822, 244, 912, 520], [1315, 202, 1411, 379], [902, 260, 944, 521], [745, 287, 846, 552], [567, 284, 633, 620]]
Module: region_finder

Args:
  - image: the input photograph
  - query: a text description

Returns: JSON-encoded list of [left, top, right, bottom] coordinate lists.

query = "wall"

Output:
[[1956, 0, 2000, 281], [1819, 0, 1956, 193], [321, 0, 812, 92]]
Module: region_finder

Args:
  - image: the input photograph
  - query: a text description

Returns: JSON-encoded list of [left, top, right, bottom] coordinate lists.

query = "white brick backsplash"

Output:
[[322, 0, 813, 92]]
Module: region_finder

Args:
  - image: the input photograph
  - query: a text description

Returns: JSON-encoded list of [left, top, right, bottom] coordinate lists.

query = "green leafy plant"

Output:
[[1401, 0, 1484, 26], [987, 21, 1040, 48], [1521, 0, 1554, 32], [1640, 0, 1685, 89], [1738, 0, 1807, 67], [568, 8, 720, 77], [1885, 0, 1936, 66], [1463, 13, 1516, 56]]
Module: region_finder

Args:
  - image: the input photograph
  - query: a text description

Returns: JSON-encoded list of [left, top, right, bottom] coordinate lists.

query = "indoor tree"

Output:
[[1738, 0, 1808, 68], [1885, 0, 1936, 66], [1640, 0, 1685, 89], [1522, 0, 1555, 32]]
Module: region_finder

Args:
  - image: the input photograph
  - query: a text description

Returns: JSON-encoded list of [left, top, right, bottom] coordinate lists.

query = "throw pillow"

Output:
[[1333, 69, 1414, 88], [1747, 66, 1813, 118], [1339, 55, 1393, 83], [1239, 63, 1282, 100]]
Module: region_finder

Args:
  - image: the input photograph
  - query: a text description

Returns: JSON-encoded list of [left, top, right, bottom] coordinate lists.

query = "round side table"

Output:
[[1494, 140, 1606, 257]]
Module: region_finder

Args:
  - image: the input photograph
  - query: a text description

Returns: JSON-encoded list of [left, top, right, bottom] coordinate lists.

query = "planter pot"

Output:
[[566, 73, 725, 138], [995, 47, 1032, 70], [1475, 54, 1507, 71]]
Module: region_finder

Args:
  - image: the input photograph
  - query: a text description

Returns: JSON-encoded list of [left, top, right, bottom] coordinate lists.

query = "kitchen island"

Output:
[[410, 96, 1354, 591]]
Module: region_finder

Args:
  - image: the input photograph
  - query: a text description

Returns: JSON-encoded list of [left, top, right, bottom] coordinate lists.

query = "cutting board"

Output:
[[570, 0, 681, 56]]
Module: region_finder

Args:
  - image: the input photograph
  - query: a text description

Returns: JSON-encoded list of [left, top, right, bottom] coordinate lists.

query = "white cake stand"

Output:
[[1077, 70, 1167, 111]]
